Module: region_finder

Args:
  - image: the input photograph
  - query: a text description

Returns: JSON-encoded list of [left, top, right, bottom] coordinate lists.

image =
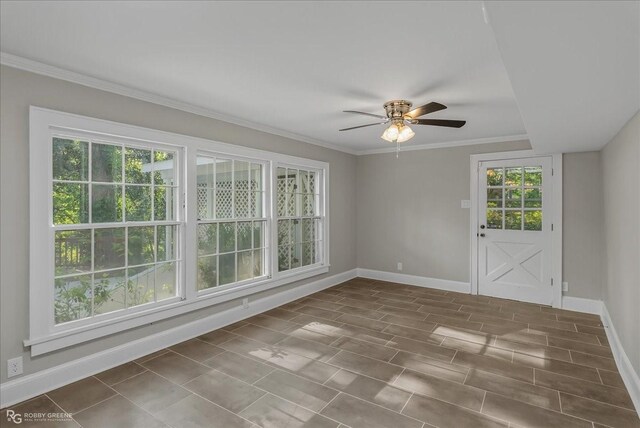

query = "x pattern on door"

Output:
[[485, 240, 543, 287]]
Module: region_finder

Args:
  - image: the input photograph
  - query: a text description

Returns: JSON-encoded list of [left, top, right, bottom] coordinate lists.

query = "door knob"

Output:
[[480, 225, 486, 229], [480, 233, 486, 237]]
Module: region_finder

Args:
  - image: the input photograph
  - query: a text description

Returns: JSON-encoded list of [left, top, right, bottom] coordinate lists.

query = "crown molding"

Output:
[[0, 52, 358, 156], [355, 134, 530, 155]]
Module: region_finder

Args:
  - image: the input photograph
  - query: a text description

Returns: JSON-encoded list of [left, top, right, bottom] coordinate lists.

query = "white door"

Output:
[[477, 157, 553, 304]]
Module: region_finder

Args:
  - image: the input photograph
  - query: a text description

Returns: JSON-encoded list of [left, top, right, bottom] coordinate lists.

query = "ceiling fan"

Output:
[[339, 100, 466, 144]]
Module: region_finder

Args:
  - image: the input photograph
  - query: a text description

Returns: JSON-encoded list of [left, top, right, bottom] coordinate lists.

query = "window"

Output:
[[29, 107, 328, 355], [52, 137, 182, 325], [196, 155, 267, 290], [486, 166, 543, 231], [276, 166, 323, 272]]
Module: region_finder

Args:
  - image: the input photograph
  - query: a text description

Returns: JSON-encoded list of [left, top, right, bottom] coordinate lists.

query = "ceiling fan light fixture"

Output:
[[397, 125, 415, 143], [381, 123, 400, 142]]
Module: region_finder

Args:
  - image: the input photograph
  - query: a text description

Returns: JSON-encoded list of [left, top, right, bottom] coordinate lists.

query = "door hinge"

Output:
[[551, 223, 554, 231], [551, 278, 554, 286]]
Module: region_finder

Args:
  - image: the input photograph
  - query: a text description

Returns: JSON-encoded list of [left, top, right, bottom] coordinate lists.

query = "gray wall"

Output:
[[562, 152, 605, 299], [0, 65, 357, 382], [356, 141, 531, 283], [601, 111, 640, 374]]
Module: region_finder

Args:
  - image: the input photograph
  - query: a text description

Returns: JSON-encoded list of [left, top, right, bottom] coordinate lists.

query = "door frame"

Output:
[[470, 150, 563, 308]]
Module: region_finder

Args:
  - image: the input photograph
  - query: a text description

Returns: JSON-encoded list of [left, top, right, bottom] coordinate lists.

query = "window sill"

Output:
[[24, 265, 329, 356]]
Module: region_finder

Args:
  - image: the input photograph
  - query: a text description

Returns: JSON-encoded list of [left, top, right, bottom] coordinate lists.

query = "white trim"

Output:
[[356, 268, 470, 294], [601, 303, 640, 414], [1, 52, 356, 156], [561, 296, 603, 315], [469, 150, 563, 308], [0, 53, 529, 157], [356, 134, 530, 155], [1, 269, 357, 409]]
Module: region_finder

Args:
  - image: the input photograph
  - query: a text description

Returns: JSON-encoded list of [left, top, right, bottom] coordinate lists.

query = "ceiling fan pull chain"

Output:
[[396, 140, 399, 159]]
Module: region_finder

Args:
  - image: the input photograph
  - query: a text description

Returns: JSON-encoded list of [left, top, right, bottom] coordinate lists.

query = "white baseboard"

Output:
[[356, 268, 470, 294], [0, 269, 357, 408], [561, 296, 603, 315], [601, 303, 640, 414]]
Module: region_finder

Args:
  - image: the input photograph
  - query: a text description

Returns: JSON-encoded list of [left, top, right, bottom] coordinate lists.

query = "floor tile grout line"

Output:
[[399, 392, 413, 414], [107, 367, 150, 387]]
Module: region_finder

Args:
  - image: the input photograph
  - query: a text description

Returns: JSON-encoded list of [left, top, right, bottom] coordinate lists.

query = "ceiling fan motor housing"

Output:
[[383, 100, 413, 124]]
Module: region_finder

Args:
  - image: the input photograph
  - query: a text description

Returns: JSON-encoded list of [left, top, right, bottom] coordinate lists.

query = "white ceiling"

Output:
[[0, 1, 527, 153], [485, 1, 640, 154]]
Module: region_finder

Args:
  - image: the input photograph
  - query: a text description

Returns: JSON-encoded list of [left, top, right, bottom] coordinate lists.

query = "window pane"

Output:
[[486, 168, 503, 186], [252, 191, 263, 218], [127, 265, 155, 307], [250, 163, 262, 191], [156, 262, 176, 300], [486, 209, 502, 229], [487, 188, 503, 208], [291, 219, 302, 246], [524, 188, 542, 208], [216, 159, 233, 189], [302, 219, 316, 243], [157, 225, 177, 261], [216, 189, 233, 218], [253, 221, 265, 248], [55, 229, 92, 276], [92, 143, 122, 183], [198, 223, 217, 256], [505, 188, 522, 208], [505, 167, 523, 186], [54, 274, 92, 324], [302, 242, 316, 266], [237, 221, 252, 251], [276, 167, 287, 216], [128, 226, 155, 266], [94, 228, 125, 270], [307, 171, 317, 194], [286, 169, 298, 217], [278, 219, 291, 246], [154, 186, 175, 221], [234, 160, 249, 188], [278, 245, 290, 271], [94, 268, 126, 315], [237, 250, 252, 281], [219, 253, 236, 285], [197, 157, 215, 187], [153, 150, 174, 185], [302, 193, 315, 216], [253, 249, 263, 277], [53, 183, 89, 224], [505, 210, 522, 230], [524, 210, 543, 231], [291, 244, 302, 269], [198, 256, 217, 290], [219, 222, 236, 253], [125, 185, 152, 221], [235, 190, 249, 218], [92, 184, 123, 223], [524, 166, 542, 186], [53, 138, 89, 181], [125, 148, 151, 184]]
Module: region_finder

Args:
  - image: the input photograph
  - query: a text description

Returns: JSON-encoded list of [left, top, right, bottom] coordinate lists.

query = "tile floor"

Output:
[[2, 278, 638, 428]]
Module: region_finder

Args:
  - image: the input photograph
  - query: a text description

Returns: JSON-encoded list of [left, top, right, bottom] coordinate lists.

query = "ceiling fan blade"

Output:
[[406, 102, 447, 118], [414, 119, 466, 128], [343, 110, 388, 120], [339, 122, 386, 131]]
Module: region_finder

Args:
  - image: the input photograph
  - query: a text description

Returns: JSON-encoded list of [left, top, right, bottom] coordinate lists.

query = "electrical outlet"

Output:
[[562, 281, 569, 292], [397, 262, 403, 271], [7, 357, 23, 378], [242, 298, 249, 309]]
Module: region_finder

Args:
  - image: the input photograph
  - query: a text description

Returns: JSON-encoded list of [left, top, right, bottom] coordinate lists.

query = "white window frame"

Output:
[[28, 107, 330, 355]]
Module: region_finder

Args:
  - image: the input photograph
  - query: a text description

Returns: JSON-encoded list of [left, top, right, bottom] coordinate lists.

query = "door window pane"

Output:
[[505, 167, 522, 186], [524, 188, 542, 208], [487, 188, 503, 208], [524, 167, 542, 186], [486, 168, 503, 186], [524, 210, 543, 231], [505, 188, 522, 208], [505, 210, 522, 230], [486, 209, 502, 229]]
